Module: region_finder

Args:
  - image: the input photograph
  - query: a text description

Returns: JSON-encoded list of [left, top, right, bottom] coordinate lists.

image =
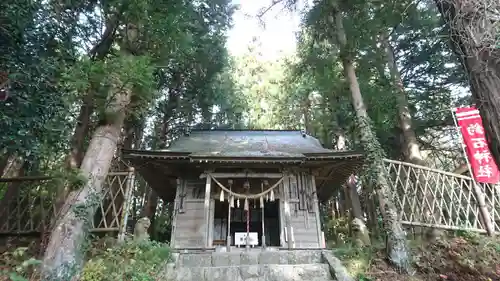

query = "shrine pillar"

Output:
[[203, 171, 212, 249]]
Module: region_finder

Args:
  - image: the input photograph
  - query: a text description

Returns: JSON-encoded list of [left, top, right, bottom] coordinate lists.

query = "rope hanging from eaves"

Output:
[[209, 174, 284, 200]]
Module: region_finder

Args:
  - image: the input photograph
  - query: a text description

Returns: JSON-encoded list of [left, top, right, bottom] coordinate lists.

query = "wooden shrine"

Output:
[[122, 130, 363, 250]]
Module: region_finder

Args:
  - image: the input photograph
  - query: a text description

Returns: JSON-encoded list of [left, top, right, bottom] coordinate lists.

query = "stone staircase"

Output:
[[161, 250, 352, 281]]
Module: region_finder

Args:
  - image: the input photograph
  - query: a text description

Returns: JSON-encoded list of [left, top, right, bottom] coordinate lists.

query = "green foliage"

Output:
[[230, 42, 287, 129], [0, 0, 483, 278], [0, 247, 41, 281], [151, 205, 172, 241], [453, 229, 485, 245], [46, 166, 88, 193], [81, 240, 171, 281], [331, 234, 500, 280], [332, 241, 382, 278], [1, 0, 240, 279], [63, 55, 155, 123], [324, 216, 352, 246], [266, 0, 467, 168], [1, 0, 240, 167], [0, 0, 78, 165]]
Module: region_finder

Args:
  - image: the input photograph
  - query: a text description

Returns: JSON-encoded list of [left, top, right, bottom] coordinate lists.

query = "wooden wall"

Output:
[[279, 172, 322, 248], [170, 171, 322, 249], [170, 177, 209, 248]]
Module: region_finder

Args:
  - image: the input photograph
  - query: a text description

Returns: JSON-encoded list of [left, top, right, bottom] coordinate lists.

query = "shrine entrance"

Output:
[[213, 200, 281, 248], [124, 130, 366, 250]]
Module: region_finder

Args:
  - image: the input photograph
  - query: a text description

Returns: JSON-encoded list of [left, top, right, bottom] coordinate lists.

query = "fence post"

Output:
[[118, 167, 135, 242]]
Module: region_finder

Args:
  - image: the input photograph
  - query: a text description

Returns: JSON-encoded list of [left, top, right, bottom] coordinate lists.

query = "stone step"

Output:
[[172, 250, 323, 267], [164, 264, 334, 281]]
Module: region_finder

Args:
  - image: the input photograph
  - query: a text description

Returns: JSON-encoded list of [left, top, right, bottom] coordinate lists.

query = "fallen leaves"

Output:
[[358, 235, 500, 281]]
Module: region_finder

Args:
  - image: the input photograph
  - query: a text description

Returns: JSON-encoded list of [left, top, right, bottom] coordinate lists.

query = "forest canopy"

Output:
[[1, 0, 499, 279]]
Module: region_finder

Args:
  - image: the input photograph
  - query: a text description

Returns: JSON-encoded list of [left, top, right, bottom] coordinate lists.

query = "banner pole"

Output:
[[451, 108, 495, 235], [451, 108, 475, 177]]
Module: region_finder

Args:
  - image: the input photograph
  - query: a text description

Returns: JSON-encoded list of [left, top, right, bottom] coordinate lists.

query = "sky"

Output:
[[226, 0, 304, 59]]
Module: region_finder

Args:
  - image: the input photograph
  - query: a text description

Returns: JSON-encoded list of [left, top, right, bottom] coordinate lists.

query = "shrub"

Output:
[[0, 247, 41, 281], [81, 239, 171, 281]]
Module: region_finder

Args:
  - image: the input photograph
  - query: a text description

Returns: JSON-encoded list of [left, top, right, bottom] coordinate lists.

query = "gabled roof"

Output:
[[123, 129, 363, 162], [163, 130, 336, 158], [122, 130, 365, 202]]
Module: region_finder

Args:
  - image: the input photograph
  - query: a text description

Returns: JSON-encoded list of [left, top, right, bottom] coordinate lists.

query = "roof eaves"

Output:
[[122, 149, 191, 160], [122, 149, 364, 162], [188, 152, 307, 163], [188, 157, 305, 164], [304, 150, 364, 159], [189, 151, 306, 158]]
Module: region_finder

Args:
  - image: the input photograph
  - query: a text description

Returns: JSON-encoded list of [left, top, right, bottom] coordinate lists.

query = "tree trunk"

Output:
[[346, 176, 370, 246], [158, 74, 181, 148], [382, 37, 424, 165], [435, 0, 500, 167], [1, 155, 23, 177], [365, 191, 379, 236], [44, 90, 95, 255], [333, 8, 413, 273], [140, 187, 158, 234], [65, 15, 117, 169], [123, 117, 138, 150], [336, 190, 345, 219], [141, 187, 158, 218], [201, 105, 212, 130], [382, 36, 442, 240], [0, 158, 26, 229], [303, 98, 313, 135], [335, 129, 347, 150], [66, 93, 94, 169], [41, 69, 132, 281], [133, 119, 145, 149], [52, 91, 96, 226], [329, 200, 336, 219], [0, 153, 11, 176], [321, 125, 331, 148], [56, 15, 119, 219]]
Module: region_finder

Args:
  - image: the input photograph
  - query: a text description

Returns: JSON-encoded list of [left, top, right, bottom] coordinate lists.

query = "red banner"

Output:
[[455, 107, 499, 184]]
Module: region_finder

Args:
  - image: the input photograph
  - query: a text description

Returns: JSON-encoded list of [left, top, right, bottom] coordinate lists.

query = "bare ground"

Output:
[[342, 235, 500, 281]]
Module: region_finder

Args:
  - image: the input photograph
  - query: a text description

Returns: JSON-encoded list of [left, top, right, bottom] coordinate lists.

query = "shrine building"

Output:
[[122, 129, 363, 251]]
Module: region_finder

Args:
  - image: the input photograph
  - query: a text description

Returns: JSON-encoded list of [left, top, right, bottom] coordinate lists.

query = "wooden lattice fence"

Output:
[[0, 171, 135, 236], [383, 159, 500, 234]]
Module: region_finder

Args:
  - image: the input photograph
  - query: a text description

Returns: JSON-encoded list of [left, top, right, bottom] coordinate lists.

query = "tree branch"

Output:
[[257, 0, 286, 19]]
